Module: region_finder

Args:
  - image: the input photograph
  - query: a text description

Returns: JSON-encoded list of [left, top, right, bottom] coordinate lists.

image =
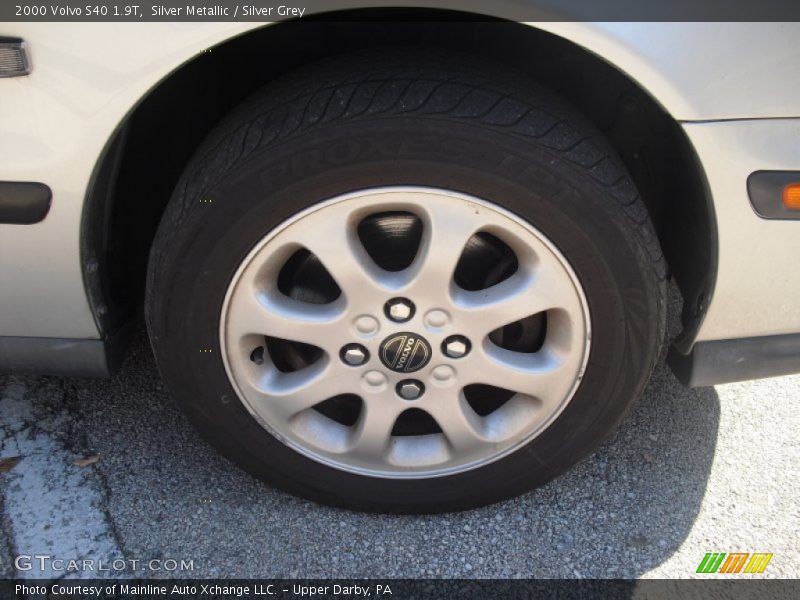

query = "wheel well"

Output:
[[83, 10, 714, 345]]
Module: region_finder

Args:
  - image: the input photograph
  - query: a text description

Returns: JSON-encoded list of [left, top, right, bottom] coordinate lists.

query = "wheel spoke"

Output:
[[454, 264, 580, 333], [248, 361, 352, 422], [467, 346, 575, 405], [348, 402, 403, 459], [425, 393, 486, 454], [401, 201, 486, 296], [290, 208, 388, 299], [226, 290, 344, 350]]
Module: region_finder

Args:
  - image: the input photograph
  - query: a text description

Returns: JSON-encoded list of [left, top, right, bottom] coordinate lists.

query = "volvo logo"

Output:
[[379, 332, 432, 373]]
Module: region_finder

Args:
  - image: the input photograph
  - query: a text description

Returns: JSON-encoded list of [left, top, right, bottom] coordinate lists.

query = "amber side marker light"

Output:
[[784, 183, 800, 210]]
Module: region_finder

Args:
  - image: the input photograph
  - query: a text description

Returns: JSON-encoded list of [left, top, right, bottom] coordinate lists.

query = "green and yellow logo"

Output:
[[696, 552, 773, 574]]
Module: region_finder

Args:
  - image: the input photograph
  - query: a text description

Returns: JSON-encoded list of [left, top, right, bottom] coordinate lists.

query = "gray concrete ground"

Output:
[[1, 322, 798, 579]]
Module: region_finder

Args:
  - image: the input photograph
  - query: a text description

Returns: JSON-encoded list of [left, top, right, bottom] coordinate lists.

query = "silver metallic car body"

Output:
[[1, 19, 799, 374]]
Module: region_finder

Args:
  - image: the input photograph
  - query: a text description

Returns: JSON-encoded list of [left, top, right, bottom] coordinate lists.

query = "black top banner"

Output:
[[2, 0, 800, 22]]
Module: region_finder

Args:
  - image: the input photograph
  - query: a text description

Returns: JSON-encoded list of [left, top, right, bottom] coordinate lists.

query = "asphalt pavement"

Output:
[[1, 290, 798, 580]]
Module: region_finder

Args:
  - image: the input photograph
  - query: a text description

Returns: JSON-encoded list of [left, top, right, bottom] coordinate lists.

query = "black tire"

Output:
[[145, 50, 666, 513]]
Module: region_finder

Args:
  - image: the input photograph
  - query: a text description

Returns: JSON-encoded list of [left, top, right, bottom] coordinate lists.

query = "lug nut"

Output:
[[442, 335, 471, 359], [341, 343, 369, 366], [385, 298, 415, 323], [397, 380, 425, 400]]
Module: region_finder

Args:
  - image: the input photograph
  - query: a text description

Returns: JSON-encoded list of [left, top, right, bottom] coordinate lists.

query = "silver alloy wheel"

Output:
[[220, 187, 591, 478]]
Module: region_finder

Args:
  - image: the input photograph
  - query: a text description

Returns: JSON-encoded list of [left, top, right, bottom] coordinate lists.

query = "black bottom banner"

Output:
[[2, 579, 797, 600]]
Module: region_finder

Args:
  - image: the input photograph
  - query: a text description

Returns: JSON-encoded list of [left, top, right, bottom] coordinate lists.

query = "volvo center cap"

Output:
[[379, 332, 432, 373]]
